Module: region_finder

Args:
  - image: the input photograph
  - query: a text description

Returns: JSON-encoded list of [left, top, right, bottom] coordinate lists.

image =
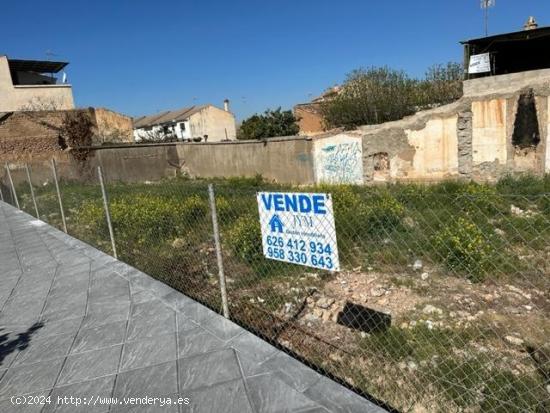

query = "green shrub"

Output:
[[458, 182, 506, 215], [215, 196, 232, 220], [364, 192, 405, 234], [226, 214, 262, 263], [74, 200, 105, 233], [77, 194, 205, 247], [181, 194, 208, 221], [433, 217, 497, 281], [329, 186, 404, 237]]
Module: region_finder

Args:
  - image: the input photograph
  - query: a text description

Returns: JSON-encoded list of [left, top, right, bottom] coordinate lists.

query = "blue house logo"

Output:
[[269, 214, 284, 233]]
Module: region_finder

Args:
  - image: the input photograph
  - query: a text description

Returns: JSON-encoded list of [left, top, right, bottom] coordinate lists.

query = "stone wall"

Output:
[[93, 108, 133, 144], [1, 137, 315, 186], [0, 108, 133, 161], [295, 104, 325, 136], [3, 71, 550, 186]]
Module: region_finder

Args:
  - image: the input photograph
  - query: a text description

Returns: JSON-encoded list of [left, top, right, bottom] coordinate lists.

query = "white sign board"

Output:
[[257, 192, 340, 271], [469, 53, 491, 74]]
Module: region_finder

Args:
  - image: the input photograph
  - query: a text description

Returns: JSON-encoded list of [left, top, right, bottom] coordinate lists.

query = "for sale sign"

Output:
[[257, 192, 340, 271]]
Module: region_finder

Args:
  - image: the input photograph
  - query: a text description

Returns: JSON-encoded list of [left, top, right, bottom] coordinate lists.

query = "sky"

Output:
[[2, 0, 549, 121]]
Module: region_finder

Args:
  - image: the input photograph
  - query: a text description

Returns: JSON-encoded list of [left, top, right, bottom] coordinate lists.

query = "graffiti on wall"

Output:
[[314, 135, 363, 184]]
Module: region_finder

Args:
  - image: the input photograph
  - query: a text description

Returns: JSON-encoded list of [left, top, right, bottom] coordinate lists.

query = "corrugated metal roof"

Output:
[[133, 106, 207, 129]]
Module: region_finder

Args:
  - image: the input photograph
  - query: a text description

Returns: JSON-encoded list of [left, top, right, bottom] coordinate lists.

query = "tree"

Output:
[[418, 62, 464, 108], [238, 107, 299, 140], [59, 110, 94, 148], [321, 63, 463, 130]]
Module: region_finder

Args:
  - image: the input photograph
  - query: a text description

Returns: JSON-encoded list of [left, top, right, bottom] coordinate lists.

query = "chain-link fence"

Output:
[[2, 160, 549, 412]]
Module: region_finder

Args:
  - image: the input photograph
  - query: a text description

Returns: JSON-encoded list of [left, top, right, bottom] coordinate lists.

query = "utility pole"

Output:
[[481, 0, 495, 37]]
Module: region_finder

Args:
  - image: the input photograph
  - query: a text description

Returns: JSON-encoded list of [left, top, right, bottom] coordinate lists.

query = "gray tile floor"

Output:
[[0, 202, 386, 413]]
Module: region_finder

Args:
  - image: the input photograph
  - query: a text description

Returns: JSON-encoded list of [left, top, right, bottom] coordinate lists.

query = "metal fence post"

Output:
[[25, 164, 40, 219], [208, 184, 230, 319], [50, 159, 67, 233], [97, 166, 117, 259], [4, 163, 19, 209]]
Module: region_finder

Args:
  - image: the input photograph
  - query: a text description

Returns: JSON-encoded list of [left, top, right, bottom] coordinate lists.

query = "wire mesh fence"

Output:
[[1, 159, 549, 412]]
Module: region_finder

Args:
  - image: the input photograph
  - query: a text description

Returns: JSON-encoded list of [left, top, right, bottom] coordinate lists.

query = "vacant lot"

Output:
[[11, 173, 550, 412]]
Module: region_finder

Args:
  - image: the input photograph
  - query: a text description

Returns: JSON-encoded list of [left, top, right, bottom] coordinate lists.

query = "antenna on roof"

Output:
[[481, 0, 495, 37], [45, 49, 58, 61]]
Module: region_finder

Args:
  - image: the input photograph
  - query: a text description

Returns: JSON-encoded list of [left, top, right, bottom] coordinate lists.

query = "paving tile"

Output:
[[55, 262, 91, 279], [71, 321, 127, 354], [176, 314, 199, 333], [113, 361, 177, 399], [87, 300, 131, 317], [57, 345, 122, 386], [228, 331, 278, 364], [185, 378, 253, 413], [303, 375, 387, 413], [0, 358, 64, 400], [294, 407, 331, 413], [245, 373, 319, 413], [33, 317, 83, 340], [177, 300, 218, 325], [81, 307, 129, 330], [178, 349, 241, 391], [120, 333, 177, 372], [128, 290, 156, 305], [126, 309, 175, 341], [41, 295, 88, 323], [12, 332, 75, 367], [44, 375, 116, 413], [200, 314, 243, 341], [235, 352, 273, 377], [0, 203, 385, 413], [177, 326, 226, 358], [259, 352, 322, 392], [130, 300, 173, 320], [48, 276, 90, 300]]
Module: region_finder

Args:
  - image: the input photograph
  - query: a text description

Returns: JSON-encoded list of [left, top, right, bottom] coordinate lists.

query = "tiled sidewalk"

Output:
[[0, 202, 385, 412]]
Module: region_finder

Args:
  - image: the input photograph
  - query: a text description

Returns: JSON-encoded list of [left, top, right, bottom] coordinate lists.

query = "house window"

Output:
[[180, 123, 186, 131]]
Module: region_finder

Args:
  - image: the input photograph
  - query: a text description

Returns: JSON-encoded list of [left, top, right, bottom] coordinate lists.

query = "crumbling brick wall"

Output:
[[0, 108, 133, 161], [0, 111, 64, 160]]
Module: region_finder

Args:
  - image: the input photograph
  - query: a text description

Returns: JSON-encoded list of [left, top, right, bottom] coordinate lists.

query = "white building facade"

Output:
[[133, 103, 236, 143]]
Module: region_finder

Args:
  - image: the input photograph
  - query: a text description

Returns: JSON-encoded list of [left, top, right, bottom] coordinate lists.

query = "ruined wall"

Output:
[[0, 108, 133, 161], [313, 134, 363, 184], [405, 116, 459, 180], [295, 105, 325, 136], [4, 71, 550, 186], [470, 99, 508, 179], [354, 73, 550, 183], [357, 102, 465, 183], [92, 108, 133, 144], [0, 111, 65, 161]]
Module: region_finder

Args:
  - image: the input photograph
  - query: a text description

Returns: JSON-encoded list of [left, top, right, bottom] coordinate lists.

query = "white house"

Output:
[[133, 101, 236, 142]]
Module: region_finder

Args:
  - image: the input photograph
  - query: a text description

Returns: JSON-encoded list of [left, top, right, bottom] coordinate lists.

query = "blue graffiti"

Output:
[[320, 142, 361, 184]]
